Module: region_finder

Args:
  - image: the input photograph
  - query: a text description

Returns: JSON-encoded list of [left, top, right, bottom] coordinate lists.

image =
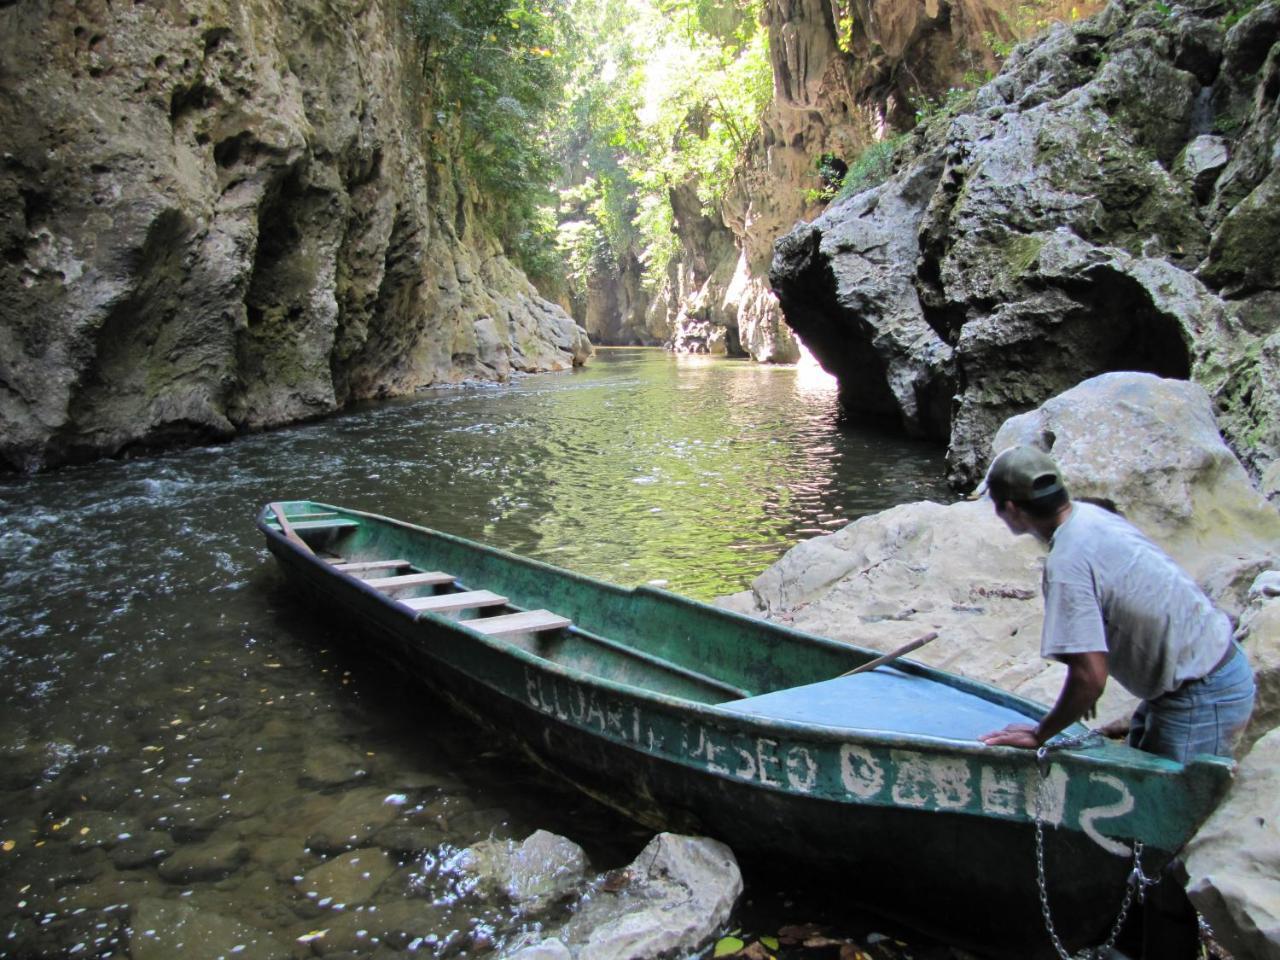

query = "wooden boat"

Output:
[[258, 500, 1235, 958]]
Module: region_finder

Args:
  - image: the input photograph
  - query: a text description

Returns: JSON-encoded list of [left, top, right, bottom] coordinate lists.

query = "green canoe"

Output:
[[258, 500, 1235, 958]]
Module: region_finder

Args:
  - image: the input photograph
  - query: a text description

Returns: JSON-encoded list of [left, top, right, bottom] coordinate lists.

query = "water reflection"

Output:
[[0, 348, 950, 957]]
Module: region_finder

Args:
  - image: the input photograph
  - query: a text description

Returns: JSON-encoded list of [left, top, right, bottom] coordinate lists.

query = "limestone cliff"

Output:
[[638, 0, 1013, 362], [0, 0, 591, 472], [769, 0, 1280, 493]]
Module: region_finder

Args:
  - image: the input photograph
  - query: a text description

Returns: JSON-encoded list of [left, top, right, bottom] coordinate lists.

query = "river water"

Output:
[[0, 348, 951, 958]]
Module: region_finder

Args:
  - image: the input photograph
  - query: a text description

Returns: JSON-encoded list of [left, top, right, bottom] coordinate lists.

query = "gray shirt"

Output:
[[1040, 502, 1231, 701]]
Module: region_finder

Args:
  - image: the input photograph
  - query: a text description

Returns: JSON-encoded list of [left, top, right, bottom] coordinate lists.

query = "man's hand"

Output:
[[1095, 715, 1131, 739], [979, 723, 1041, 749]]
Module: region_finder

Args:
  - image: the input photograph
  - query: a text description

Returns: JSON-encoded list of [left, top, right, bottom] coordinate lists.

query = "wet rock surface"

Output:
[[770, 0, 1280, 489]]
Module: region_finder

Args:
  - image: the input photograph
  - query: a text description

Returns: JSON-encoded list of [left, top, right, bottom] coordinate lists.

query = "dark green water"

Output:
[[0, 349, 950, 957]]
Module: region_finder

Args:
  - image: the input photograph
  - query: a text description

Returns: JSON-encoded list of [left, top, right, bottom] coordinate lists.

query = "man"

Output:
[[976, 445, 1255, 760], [976, 445, 1256, 960]]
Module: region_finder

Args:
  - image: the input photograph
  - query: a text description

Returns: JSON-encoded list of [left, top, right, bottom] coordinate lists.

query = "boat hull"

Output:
[[259, 503, 1235, 958]]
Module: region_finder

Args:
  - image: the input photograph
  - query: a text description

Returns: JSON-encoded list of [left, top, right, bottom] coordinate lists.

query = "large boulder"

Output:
[[1184, 727, 1280, 959], [570, 834, 742, 960], [991, 372, 1280, 597], [768, 0, 1280, 488], [724, 372, 1280, 723]]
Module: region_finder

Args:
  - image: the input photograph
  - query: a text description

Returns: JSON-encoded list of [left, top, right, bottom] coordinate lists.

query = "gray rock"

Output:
[[1177, 135, 1231, 203], [108, 831, 173, 870], [149, 797, 229, 841], [129, 897, 290, 960], [301, 742, 371, 787], [157, 838, 249, 884], [990, 372, 1280, 595], [369, 822, 447, 857], [1236, 570, 1280, 745], [505, 938, 573, 960], [570, 833, 742, 960], [298, 849, 395, 907], [304, 786, 402, 855], [768, 0, 1280, 489], [459, 829, 588, 911], [1184, 727, 1280, 960], [67, 811, 140, 851]]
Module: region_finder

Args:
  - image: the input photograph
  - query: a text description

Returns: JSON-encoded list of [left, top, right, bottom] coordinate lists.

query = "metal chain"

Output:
[[1032, 735, 1162, 960]]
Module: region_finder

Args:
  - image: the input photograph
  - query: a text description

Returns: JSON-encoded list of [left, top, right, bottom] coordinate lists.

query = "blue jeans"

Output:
[[1128, 643, 1256, 762]]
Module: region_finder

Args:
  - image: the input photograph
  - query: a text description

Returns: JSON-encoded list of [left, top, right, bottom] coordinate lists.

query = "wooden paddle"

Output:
[[839, 631, 939, 677], [269, 502, 314, 555]]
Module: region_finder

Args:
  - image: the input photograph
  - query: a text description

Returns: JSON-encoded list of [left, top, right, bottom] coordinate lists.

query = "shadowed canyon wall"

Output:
[[0, 0, 590, 472]]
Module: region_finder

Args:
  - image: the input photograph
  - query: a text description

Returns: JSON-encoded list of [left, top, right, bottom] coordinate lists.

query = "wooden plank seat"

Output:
[[331, 559, 412, 574], [274, 518, 360, 531], [364, 571, 454, 591], [402, 590, 507, 614], [467, 610, 571, 637], [281, 511, 339, 521]]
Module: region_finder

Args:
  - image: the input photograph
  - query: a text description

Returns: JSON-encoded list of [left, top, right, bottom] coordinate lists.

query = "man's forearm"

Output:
[[1034, 653, 1109, 745]]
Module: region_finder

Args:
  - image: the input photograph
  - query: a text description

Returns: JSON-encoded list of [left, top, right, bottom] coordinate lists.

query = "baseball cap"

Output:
[[971, 445, 1066, 501]]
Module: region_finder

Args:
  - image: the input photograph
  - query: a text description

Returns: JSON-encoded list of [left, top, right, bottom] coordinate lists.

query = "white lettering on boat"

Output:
[[1023, 766, 1068, 827], [785, 746, 817, 793], [891, 752, 973, 810], [839, 745, 885, 799], [586, 696, 607, 731], [733, 745, 756, 780], [756, 738, 783, 787], [980, 766, 1022, 817], [689, 726, 731, 775], [1078, 773, 1135, 856]]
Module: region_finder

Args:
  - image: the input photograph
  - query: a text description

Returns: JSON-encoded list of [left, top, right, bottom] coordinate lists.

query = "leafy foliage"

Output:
[[834, 137, 907, 200], [406, 0, 571, 272], [547, 0, 773, 295]]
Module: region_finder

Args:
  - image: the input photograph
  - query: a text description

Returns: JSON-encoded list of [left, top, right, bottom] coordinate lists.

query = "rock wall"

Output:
[[0, 0, 591, 472], [602, 0, 1011, 363], [769, 0, 1280, 490]]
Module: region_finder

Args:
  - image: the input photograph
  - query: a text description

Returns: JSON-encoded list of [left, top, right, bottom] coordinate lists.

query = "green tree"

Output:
[[406, 0, 573, 274]]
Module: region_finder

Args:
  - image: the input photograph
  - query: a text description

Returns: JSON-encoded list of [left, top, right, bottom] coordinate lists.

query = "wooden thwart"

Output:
[[364, 571, 454, 590], [468, 610, 571, 637], [287, 519, 360, 531], [402, 590, 507, 613], [331, 559, 412, 573]]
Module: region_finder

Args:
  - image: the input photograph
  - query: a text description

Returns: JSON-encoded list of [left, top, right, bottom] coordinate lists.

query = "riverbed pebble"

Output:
[[129, 896, 291, 960], [157, 838, 250, 883], [370, 821, 448, 856], [299, 849, 396, 906], [149, 797, 230, 840], [108, 830, 174, 869], [303, 741, 372, 786], [304, 786, 404, 855]]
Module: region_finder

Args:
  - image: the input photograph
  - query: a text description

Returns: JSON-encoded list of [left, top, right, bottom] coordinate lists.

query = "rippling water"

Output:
[[0, 349, 950, 957]]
